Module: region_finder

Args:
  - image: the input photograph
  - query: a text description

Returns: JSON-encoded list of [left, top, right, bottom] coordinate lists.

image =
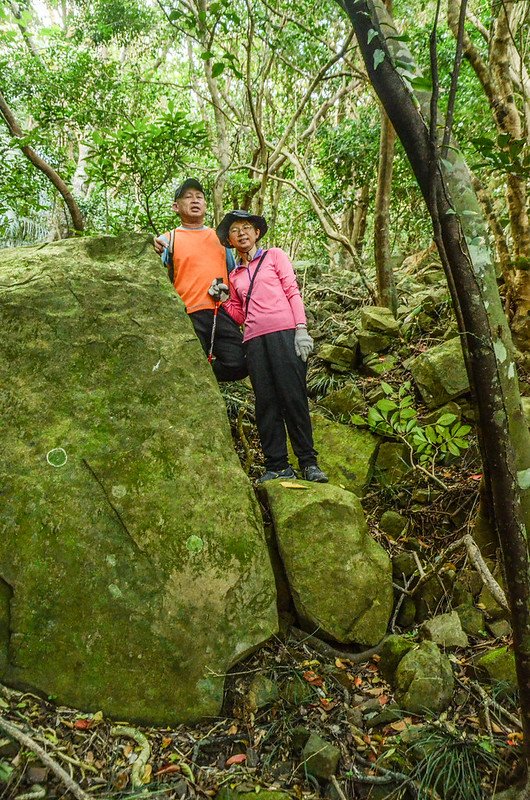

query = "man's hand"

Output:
[[153, 235, 168, 255], [294, 326, 314, 362], [208, 278, 230, 302]]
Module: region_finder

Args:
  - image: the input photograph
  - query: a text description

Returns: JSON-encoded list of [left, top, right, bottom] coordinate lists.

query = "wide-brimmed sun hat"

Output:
[[216, 209, 268, 247]]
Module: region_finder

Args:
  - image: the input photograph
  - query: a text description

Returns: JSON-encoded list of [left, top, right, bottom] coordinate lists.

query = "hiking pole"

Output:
[[208, 300, 220, 364], [208, 277, 225, 364]]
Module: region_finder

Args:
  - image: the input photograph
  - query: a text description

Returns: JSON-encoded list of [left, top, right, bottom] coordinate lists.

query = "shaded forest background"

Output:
[[3, 0, 521, 274]]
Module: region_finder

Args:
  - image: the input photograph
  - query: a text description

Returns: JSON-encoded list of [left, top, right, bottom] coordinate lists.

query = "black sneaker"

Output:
[[258, 466, 297, 484], [302, 464, 329, 483]]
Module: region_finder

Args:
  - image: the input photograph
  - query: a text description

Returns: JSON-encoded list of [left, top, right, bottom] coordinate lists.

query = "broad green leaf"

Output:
[[367, 28, 378, 44], [376, 398, 398, 412]]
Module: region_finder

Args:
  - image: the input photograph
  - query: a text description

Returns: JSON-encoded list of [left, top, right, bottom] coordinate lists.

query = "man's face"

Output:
[[173, 189, 206, 224]]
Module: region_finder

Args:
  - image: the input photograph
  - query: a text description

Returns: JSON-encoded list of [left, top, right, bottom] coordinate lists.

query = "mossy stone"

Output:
[[455, 604, 485, 638], [375, 442, 412, 486], [357, 330, 391, 355], [263, 482, 393, 646], [474, 646, 517, 695], [318, 344, 357, 370], [0, 580, 10, 676], [361, 306, 400, 337], [379, 635, 415, 683], [420, 611, 469, 648], [395, 641, 454, 714], [407, 337, 469, 408], [380, 511, 408, 538], [301, 733, 341, 780], [318, 384, 366, 418], [0, 235, 278, 725], [289, 414, 379, 496]]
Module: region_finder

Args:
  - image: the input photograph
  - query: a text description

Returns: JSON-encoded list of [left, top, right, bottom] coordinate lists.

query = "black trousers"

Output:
[[189, 308, 248, 382], [246, 329, 317, 471]]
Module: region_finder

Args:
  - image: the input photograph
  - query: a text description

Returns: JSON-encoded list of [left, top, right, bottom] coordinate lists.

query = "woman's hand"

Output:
[[294, 326, 314, 362], [208, 278, 230, 302]]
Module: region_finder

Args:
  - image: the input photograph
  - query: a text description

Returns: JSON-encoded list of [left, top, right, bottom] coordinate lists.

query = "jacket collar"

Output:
[[235, 246, 264, 270]]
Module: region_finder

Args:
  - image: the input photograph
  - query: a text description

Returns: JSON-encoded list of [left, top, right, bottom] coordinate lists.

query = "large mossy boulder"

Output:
[[262, 482, 393, 645], [407, 336, 469, 408], [0, 234, 278, 725]]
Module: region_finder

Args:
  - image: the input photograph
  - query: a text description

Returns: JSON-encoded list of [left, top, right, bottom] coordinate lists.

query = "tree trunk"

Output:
[[374, 105, 397, 313], [0, 90, 84, 234], [351, 182, 370, 255], [447, 0, 530, 350], [341, 0, 530, 784]]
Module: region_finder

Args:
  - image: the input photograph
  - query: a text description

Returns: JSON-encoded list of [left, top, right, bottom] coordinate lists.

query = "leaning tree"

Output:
[[338, 0, 530, 793]]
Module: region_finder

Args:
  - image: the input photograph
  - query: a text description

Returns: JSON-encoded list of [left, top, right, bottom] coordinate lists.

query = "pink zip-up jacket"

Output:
[[222, 247, 306, 343]]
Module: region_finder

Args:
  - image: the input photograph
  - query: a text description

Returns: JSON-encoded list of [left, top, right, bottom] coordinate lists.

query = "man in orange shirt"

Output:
[[154, 179, 247, 382]]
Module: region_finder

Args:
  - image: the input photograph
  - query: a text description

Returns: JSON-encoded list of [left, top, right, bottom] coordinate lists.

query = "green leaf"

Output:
[[410, 75, 432, 92], [211, 62, 225, 77], [436, 413, 457, 426], [351, 413, 367, 426], [367, 407, 384, 426], [453, 438, 469, 449], [376, 398, 398, 412], [200, 50, 214, 60], [367, 28, 378, 44], [373, 49, 385, 70], [447, 442, 461, 456], [0, 761, 13, 783], [380, 381, 394, 395], [425, 426, 438, 443]]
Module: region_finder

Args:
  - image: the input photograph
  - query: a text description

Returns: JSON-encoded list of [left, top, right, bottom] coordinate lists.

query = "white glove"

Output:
[[208, 278, 229, 302], [294, 326, 314, 362]]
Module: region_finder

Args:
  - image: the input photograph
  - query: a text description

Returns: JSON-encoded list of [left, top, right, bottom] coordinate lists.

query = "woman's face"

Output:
[[228, 221, 260, 254]]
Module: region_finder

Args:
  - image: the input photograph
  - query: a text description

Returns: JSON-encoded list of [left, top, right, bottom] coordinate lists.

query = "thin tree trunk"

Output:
[[374, 105, 397, 313], [0, 90, 84, 233], [352, 182, 370, 255]]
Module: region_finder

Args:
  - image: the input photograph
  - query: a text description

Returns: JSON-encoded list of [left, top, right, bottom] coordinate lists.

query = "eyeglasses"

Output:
[[229, 223, 254, 236]]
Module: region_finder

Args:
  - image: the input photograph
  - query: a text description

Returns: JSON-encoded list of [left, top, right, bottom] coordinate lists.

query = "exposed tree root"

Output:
[[0, 715, 91, 800]]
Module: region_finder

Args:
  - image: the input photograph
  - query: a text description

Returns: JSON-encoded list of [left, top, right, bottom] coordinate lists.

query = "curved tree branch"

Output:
[[0, 90, 84, 233]]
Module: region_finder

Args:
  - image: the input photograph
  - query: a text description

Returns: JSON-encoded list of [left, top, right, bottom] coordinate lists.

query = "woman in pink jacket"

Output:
[[211, 209, 328, 484]]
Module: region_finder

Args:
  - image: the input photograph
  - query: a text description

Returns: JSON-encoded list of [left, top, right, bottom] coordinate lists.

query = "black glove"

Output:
[[208, 277, 229, 302]]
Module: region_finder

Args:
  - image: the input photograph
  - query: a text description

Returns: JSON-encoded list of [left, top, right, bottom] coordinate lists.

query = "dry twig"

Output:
[[0, 715, 91, 800]]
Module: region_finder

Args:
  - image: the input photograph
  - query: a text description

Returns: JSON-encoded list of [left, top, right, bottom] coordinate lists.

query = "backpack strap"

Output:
[[245, 250, 268, 316]]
